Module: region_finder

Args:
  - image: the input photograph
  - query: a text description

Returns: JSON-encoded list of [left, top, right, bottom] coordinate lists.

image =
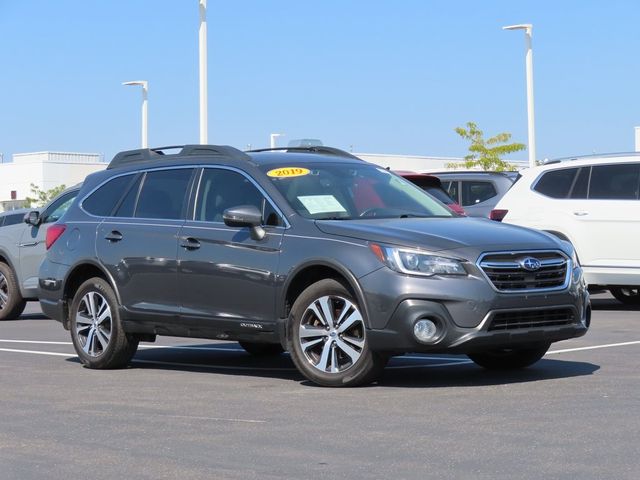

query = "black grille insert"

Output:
[[479, 251, 569, 292], [488, 308, 576, 331]]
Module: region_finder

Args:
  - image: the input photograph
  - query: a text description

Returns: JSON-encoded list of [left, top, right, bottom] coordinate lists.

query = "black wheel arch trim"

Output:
[[278, 258, 371, 327], [63, 258, 123, 305], [0, 247, 18, 274]]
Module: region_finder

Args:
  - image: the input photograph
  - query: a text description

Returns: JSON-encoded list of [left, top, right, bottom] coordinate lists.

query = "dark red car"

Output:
[[396, 171, 466, 215]]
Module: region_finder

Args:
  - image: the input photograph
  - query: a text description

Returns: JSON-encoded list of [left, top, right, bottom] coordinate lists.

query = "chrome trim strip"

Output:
[[480, 258, 566, 269], [476, 249, 572, 294]]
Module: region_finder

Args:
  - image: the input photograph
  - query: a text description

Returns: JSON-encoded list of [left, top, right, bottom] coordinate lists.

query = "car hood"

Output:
[[315, 217, 562, 253]]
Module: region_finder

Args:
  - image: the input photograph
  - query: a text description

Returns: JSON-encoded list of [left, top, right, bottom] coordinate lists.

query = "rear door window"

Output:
[[442, 180, 459, 203], [533, 168, 579, 199], [135, 169, 194, 220], [0, 213, 24, 227], [588, 163, 640, 200], [461, 181, 497, 206], [569, 167, 590, 199]]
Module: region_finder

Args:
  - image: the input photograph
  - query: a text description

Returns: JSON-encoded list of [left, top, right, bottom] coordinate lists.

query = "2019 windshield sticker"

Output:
[[267, 167, 311, 178], [297, 195, 347, 215]]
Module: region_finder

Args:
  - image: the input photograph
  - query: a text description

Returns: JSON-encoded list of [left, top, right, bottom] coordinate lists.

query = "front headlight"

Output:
[[369, 243, 467, 277]]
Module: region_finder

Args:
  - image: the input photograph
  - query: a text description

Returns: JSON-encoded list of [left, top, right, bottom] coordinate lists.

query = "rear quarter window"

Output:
[[461, 181, 497, 206], [533, 168, 579, 198], [83, 175, 137, 216]]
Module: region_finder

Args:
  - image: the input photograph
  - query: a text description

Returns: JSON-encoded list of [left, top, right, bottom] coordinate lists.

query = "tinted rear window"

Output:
[[0, 213, 24, 227], [83, 175, 136, 216], [589, 164, 640, 200], [135, 169, 194, 219], [461, 181, 497, 206], [534, 168, 578, 198]]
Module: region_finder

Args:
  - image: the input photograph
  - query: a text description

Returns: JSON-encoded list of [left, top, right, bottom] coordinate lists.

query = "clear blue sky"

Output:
[[1, 0, 639, 163]]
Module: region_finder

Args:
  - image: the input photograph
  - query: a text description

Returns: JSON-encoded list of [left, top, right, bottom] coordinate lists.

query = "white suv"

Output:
[[491, 154, 640, 305]]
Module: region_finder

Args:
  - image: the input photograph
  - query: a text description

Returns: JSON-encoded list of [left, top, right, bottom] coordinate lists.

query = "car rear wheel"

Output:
[[609, 287, 640, 306], [238, 341, 284, 356], [287, 278, 387, 387], [69, 277, 138, 369], [0, 262, 26, 321], [467, 343, 550, 370]]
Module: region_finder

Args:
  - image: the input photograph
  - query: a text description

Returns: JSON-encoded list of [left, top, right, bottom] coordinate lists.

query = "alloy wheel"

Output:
[[298, 295, 366, 374], [0, 272, 8, 310], [75, 291, 112, 357]]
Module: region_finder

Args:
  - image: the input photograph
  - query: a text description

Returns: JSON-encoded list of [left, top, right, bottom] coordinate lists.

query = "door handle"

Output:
[[180, 237, 201, 250], [573, 211, 589, 216], [104, 231, 123, 242]]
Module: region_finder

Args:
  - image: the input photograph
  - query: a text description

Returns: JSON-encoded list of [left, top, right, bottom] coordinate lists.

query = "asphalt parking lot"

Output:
[[1, 292, 638, 480]]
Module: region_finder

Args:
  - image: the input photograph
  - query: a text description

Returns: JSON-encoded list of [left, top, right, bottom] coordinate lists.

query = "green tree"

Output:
[[448, 121, 525, 171], [25, 183, 67, 208]]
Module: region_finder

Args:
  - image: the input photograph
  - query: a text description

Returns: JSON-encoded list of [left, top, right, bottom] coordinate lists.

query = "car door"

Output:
[[18, 189, 78, 295], [177, 167, 285, 331], [95, 168, 196, 321], [563, 163, 640, 269]]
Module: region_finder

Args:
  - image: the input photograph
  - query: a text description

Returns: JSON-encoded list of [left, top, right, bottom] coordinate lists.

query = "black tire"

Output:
[[609, 287, 640, 306], [69, 277, 138, 369], [467, 343, 550, 370], [238, 341, 284, 356], [287, 278, 387, 387], [0, 262, 26, 321]]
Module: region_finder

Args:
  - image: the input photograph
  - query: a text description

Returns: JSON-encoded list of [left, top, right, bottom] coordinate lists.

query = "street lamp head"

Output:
[[122, 80, 148, 88], [503, 24, 532, 32]]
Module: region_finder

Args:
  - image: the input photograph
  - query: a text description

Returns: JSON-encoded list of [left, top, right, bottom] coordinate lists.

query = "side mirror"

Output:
[[223, 205, 266, 241], [24, 211, 41, 226]]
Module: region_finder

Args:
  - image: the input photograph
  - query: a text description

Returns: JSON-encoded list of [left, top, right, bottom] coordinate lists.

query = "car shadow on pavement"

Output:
[[590, 297, 640, 312], [376, 357, 600, 388], [93, 342, 599, 388]]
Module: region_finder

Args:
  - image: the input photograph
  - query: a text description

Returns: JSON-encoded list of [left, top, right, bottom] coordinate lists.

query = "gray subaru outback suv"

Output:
[[39, 145, 590, 387]]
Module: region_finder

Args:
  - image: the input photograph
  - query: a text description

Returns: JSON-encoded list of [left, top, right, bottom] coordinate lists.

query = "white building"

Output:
[[0, 152, 106, 211], [356, 153, 528, 172]]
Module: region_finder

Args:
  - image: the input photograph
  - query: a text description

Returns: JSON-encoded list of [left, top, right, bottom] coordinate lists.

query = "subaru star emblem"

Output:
[[520, 257, 542, 271]]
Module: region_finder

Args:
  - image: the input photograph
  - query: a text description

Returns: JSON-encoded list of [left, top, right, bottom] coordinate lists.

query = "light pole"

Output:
[[503, 23, 536, 168], [199, 0, 208, 144], [270, 133, 284, 149], [122, 80, 148, 148]]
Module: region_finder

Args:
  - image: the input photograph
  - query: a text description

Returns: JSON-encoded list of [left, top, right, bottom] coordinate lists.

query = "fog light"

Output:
[[414, 319, 439, 343]]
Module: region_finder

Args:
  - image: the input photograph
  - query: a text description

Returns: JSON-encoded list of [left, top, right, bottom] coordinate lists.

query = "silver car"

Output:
[[0, 186, 79, 320]]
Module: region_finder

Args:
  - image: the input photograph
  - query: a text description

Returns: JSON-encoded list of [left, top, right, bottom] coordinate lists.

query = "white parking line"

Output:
[[547, 340, 640, 355], [0, 339, 638, 373], [0, 347, 72, 357]]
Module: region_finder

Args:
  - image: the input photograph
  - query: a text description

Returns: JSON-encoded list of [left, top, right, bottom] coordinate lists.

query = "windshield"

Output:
[[262, 163, 453, 220]]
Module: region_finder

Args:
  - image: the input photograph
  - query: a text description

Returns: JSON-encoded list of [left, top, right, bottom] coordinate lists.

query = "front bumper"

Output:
[[367, 299, 590, 354], [359, 262, 590, 354]]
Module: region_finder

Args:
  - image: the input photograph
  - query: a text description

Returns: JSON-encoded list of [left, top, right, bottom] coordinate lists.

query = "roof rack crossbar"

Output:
[[107, 144, 251, 169], [246, 146, 361, 160]]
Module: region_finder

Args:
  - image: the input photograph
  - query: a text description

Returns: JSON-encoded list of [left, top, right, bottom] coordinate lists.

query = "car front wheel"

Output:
[[467, 343, 550, 370], [609, 287, 640, 306], [287, 278, 387, 387], [69, 277, 138, 369]]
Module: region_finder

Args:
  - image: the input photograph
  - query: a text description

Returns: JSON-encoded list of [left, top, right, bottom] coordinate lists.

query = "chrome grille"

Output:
[[478, 251, 569, 292], [488, 308, 576, 331]]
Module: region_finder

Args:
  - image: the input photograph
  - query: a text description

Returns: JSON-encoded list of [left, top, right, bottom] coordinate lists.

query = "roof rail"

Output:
[[246, 146, 362, 160], [107, 144, 251, 169], [544, 151, 640, 165]]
